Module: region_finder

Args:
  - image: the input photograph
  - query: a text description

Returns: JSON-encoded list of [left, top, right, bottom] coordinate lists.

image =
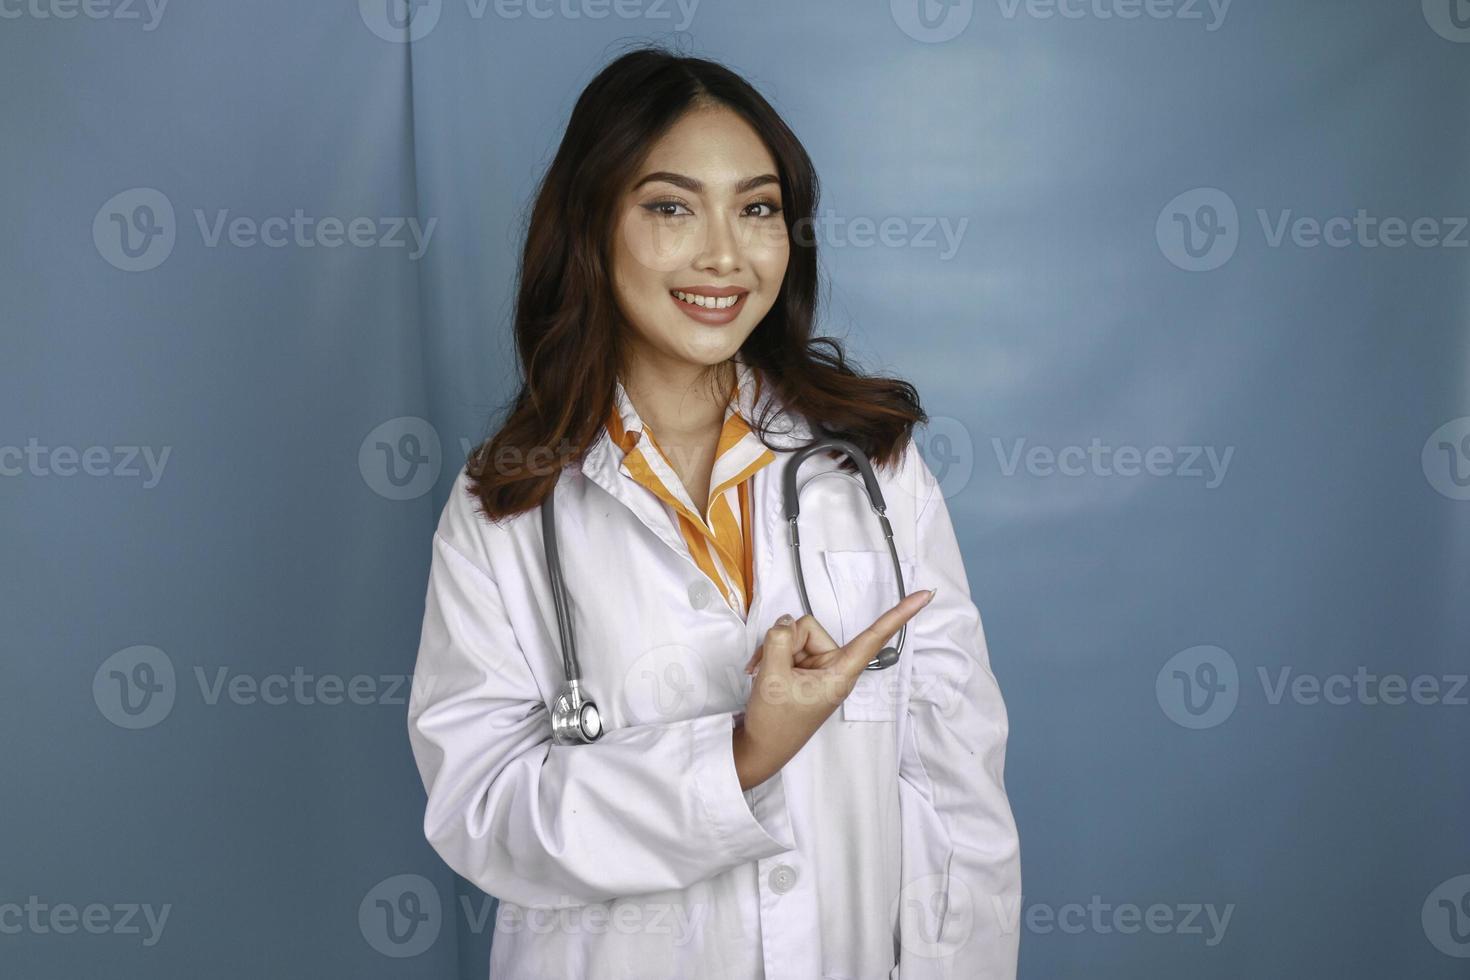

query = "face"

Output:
[[610, 103, 790, 374]]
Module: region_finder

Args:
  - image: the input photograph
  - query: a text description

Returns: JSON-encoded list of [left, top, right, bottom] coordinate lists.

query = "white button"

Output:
[[687, 579, 716, 610], [769, 864, 798, 894]]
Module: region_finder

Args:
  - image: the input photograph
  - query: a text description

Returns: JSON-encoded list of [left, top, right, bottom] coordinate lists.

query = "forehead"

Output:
[[634, 105, 779, 188]]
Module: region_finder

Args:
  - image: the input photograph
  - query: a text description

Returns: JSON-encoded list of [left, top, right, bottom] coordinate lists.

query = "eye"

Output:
[[642, 199, 692, 218], [745, 199, 784, 218]]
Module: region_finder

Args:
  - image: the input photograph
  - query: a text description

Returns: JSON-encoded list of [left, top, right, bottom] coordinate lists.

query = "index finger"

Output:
[[842, 588, 936, 669]]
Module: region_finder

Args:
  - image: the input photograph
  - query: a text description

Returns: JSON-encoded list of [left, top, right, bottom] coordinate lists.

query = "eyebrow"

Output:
[[631, 171, 781, 195]]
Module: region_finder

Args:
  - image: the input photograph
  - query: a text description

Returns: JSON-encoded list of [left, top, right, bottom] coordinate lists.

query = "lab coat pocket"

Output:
[[821, 549, 916, 722]]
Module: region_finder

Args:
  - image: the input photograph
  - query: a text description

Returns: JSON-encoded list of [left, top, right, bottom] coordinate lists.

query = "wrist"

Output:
[[731, 722, 773, 791]]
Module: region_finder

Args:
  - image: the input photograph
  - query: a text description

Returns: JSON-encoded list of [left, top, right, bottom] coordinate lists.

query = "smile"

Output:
[[668, 287, 749, 325], [671, 289, 744, 310]]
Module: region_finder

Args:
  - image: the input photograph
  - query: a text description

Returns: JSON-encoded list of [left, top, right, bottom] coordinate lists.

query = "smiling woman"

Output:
[[405, 43, 1021, 980]]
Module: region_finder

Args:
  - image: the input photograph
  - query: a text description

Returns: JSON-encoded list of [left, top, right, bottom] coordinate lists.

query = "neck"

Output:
[[620, 355, 736, 442]]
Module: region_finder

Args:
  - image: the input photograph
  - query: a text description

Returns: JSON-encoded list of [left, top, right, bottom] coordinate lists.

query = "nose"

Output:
[[692, 211, 740, 276]]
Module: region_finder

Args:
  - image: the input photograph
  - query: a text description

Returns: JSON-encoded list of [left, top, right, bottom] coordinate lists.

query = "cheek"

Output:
[[734, 221, 789, 280], [617, 210, 699, 275]]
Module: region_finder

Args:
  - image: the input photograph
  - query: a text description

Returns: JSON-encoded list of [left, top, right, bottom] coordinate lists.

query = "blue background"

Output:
[[2, 0, 1468, 976]]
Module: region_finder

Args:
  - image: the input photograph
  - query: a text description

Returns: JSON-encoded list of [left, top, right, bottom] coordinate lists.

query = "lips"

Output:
[[669, 287, 749, 325]]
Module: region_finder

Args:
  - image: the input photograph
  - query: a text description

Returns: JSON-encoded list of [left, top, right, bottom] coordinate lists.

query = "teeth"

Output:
[[673, 290, 742, 310]]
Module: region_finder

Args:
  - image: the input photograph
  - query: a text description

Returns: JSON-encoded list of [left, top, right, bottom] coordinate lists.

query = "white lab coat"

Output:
[[406, 388, 1021, 980]]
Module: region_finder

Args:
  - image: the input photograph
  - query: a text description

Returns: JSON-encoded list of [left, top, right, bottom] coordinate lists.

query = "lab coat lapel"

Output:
[[578, 429, 695, 566]]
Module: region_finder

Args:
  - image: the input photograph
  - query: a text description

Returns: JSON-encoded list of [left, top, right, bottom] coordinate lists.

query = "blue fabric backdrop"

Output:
[[3, 1, 1467, 976]]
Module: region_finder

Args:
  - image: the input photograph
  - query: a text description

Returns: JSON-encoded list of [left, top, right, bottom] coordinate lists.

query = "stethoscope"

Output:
[[542, 436, 909, 745]]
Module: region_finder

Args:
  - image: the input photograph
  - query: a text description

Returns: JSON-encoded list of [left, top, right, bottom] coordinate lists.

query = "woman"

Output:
[[406, 45, 1021, 980]]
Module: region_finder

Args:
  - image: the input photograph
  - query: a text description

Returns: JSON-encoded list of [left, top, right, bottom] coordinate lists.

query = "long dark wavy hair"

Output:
[[466, 43, 926, 521]]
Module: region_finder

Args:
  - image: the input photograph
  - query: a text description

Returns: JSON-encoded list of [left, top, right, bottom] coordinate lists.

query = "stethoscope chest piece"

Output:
[[551, 679, 603, 744]]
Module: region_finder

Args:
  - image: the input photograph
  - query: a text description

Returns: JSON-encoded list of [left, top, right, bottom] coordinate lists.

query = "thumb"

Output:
[[760, 615, 798, 674]]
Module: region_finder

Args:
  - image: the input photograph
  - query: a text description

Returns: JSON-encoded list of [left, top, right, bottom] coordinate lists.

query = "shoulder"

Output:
[[432, 464, 540, 580], [881, 430, 939, 521]]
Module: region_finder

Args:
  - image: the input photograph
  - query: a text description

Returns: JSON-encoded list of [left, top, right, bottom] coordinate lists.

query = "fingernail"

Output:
[[776, 613, 794, 625], [922, 587, 939, 606]]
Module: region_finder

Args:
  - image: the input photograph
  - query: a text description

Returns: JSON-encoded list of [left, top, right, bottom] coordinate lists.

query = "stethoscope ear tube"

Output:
[[781, 437, 888, 522], [784, 437, 907, 672]]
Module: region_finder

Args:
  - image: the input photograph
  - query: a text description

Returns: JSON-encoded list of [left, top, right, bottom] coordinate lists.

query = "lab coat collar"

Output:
[[578, 354, 815, 579], [583, 353, 814, 485]]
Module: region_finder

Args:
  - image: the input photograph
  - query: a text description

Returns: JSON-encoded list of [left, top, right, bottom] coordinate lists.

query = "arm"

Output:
[[894, 459, 1023, 978], [406, 529, 795, 908]]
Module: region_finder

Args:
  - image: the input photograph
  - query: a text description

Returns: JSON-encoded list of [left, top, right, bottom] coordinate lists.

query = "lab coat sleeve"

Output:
[[895, 461, 1022, 979], [407, 529, 797, 908]]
